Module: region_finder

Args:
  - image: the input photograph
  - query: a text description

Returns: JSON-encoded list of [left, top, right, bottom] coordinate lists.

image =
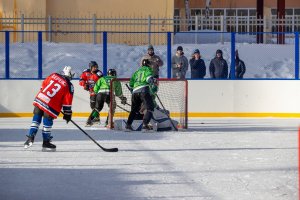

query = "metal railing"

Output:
[[0, 14, 300, 43], [0, 31, 299, 80]]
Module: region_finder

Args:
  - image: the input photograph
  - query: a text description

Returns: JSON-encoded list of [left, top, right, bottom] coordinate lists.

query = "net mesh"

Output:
[[110, 78, 188, 129]]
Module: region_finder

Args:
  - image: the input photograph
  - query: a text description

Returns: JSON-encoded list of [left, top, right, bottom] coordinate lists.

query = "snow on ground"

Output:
[[0, 117, 298, 200], [0, 33, 296, 79]]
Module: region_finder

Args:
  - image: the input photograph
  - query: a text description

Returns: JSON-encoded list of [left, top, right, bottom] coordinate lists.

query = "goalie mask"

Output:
[[62, 66, 75, 80], [108, 68, 117, 76]]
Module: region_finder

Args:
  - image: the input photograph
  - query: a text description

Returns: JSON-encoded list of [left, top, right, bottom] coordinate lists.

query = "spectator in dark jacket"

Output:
[[230, 50, 246, 79], [209, 49, 228, 79], [189, 49, 206, 79]]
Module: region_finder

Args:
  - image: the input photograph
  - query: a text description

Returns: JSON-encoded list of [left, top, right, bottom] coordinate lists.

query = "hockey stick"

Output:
[[61, 112, 118, 152], [117, 104, 130, 113], [125, 83, 132, 94], [155, 94, 178, 131]]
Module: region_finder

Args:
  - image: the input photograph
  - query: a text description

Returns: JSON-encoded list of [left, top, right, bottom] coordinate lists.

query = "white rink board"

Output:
[[1, 80, 300, 114]]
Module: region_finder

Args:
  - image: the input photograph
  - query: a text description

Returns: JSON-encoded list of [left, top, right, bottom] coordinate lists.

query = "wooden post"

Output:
[[256, 0, 264, 44], [277, 0, 285, 44]]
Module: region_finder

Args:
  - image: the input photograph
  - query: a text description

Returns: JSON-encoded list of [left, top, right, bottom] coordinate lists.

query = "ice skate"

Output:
[[85, 119, 93, 127], [125, 124, 133, 132], [42, 140, 56, 152], [24, 135, 35, 149], [142, 124, 153, 132], [91, 117, 100, 125]]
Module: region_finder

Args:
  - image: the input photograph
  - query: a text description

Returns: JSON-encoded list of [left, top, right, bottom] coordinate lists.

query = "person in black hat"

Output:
[[229, 50, 246, 79], [171, 46, 188, 79], [140, 44, 164, 78], [189, 49, 206, 79], [209, 49, 228, 79]]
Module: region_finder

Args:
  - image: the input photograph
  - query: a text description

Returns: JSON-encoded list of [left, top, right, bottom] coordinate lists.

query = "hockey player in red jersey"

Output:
[[24, 66, 75, 151], [79, 61, 103, 125]]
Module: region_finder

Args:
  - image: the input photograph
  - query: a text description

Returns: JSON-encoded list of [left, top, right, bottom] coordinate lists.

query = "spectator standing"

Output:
[[140, 45, 164, 78], [189, 49, 206, 79], [172, 46, 188, 79], [230, 50, 246, 79], [209, 49, 228, 79]]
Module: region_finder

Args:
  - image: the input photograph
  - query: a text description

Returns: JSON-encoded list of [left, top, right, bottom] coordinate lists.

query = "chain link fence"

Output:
[[0, 31, 299, 80]]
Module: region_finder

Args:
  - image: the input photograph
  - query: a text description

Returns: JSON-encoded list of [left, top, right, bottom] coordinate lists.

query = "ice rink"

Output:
[[0, 117, 298, 200]]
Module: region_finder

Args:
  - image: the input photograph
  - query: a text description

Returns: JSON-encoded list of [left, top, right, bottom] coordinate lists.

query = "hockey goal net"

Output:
[[109, 78, 188, 130]]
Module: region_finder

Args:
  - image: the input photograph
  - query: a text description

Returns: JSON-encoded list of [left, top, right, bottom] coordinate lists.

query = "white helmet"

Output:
[[62, 66, 74, 80]]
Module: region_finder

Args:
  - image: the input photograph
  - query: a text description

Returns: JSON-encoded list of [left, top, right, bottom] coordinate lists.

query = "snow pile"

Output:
[[0, 33, 296, 79]]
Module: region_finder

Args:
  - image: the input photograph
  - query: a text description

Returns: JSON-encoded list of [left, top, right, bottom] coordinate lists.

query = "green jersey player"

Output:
[[126, 59, 156, 131], [86, 69, 127, 127]]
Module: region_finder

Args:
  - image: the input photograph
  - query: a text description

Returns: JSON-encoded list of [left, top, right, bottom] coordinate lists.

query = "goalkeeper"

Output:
[[87, 69, 127, 127]]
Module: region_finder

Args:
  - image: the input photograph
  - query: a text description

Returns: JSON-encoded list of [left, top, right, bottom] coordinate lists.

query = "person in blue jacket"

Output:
[[189, 49, 206, 79]]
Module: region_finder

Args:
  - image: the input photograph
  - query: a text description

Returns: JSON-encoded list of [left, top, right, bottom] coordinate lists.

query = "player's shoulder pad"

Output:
[[82, 69, 90, 73]]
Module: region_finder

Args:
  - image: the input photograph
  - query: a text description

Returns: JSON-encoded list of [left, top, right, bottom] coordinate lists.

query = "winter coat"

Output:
[[231, 58, 246, 79], [189, 58, 206, 79], [209, 56, 228, 79], [140, 54, 163, 78], [171, 52, 188, 79]]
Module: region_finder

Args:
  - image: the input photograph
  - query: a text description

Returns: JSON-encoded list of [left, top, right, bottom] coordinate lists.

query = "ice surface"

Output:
[[0, 117, 298, 200]]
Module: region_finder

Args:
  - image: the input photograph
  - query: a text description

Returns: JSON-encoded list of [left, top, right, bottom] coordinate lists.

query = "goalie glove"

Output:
[[119, 96, 127, 105]]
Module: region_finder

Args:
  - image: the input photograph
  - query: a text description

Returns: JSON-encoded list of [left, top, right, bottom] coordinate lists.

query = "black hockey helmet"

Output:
[[142, 59, 151, 67], [89, 61, 98, 70], [216, 49, 223, 55], [108, 68, 117, 76]]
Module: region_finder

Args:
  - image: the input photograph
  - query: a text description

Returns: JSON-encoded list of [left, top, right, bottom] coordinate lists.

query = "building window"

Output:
[[226, 9, 236, 16], [214, 9, 224, 16], [191, 9, 201, 16], [272, 8, 293, 16], [285, 9, 293, 15], [201, 9, 212, 16], [174, 9, 180, 17], [237, 9, 248, 16], [249, 9, 256, 16], [294, 9, 300, 15]]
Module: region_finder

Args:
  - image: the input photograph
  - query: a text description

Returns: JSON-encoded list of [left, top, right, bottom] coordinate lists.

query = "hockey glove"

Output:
[[63, 110, 72, 123], [84, 84, 89, 91], [119, 96, 127, 105]]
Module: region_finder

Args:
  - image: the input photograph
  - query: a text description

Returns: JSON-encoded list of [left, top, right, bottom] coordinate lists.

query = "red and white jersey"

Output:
[[33, 73, 74, 118], [79, 69, 102, 96]]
